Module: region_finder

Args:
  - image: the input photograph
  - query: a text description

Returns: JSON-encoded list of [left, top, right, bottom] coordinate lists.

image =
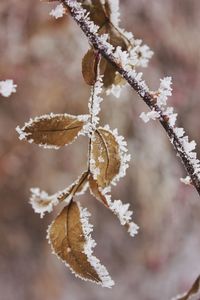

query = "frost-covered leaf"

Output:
[[30, 171, 89, 218], [82, 48, 97, 85], [80, 0, 108, 27], [89, 175, 109, 207], [99, 23, 129, 88], [173, 275, 200, 300], [48, 201, 114, 287], [58, 171, 89, 202], [16, 113, 89, 149], [90, 127, 120, 188]]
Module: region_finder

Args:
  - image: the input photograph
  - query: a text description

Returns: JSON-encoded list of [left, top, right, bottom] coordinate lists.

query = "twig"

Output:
[[62, 0, 200, 196]]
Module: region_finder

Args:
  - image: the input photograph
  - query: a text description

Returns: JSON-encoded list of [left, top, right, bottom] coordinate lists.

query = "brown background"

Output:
[[0, 1, 200, 299]]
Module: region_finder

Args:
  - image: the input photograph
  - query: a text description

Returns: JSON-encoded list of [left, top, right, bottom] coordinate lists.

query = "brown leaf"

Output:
[[91, 128, 120, 188], [17, 113, 88, 148], [48, 201, 114, 287], [30, 171, 89, 217], [89, 175, 109, 207], [174, 275, 200, 300], [99, 23, 129, 87], [82, 49, 97, 85], [57, 171, 89, 202], [81, 0, 108, 27]]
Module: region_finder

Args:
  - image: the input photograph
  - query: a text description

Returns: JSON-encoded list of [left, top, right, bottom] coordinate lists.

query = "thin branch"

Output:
[[62, 0, 200, 196]]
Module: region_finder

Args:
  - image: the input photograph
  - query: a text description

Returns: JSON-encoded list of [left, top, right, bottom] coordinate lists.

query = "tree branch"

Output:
[[62, 0, 200, 196]]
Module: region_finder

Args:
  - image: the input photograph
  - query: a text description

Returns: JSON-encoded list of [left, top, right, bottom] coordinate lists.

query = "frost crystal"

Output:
[[106, 84, 126, 98], [100, 187, 139, 238], [180, 176, 191, 185], [78, 202, 115, 288], [129, 40, 154, 68], [30, 188, 60, 218], [88, 75, 104, 131], [164, 107, 177, 127], [106, 0, 120, 27], [157, 77, 172, 106], [50, 4, 66, 19], [140, 110, 160, 123], [0, 79, 17, 97]]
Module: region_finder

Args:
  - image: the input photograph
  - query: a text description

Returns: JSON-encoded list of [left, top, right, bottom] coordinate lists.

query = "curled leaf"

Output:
[[173, 275, 200, 300], [89, 175, 109, 207], [30, 171, 89, 218], [82, 49, 98, 85], [16, 113, 89, 149], [90, 127, 120, 188], [48, 201, 114, 287]]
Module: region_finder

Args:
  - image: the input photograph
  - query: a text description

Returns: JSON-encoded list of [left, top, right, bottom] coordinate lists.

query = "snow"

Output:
[[0, 79, 17, 97], [50, 4, 66, 19]]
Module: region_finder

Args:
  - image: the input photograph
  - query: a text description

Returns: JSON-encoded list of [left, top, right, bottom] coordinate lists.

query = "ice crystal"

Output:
[[50, 4, 66, 19], [140, 110, 160, 123], [0, 79, 17, 97], [180, 176, 191, 185]]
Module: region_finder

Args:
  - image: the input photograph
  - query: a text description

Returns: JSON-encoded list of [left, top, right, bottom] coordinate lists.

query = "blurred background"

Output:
[[1, 0, 200, 299]]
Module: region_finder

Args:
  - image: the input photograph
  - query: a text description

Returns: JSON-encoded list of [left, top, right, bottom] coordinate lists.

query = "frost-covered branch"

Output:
[[61, 0, 200, 196]]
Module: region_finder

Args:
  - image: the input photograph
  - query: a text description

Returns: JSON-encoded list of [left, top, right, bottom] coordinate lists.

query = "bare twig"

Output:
[[62, 0, 200, 196]]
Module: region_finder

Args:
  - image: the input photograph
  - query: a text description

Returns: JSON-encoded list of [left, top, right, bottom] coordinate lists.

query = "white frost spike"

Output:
[[88, 75, 104, 131], [100, 187, 139, 237], [157, 77, 173, 106], [30, 188, 60, 218], [0, 79, 17, 97], [174, 127, 185, 138], [140, 110, 160, 123], [180, 176, 191, 185], [50, 4, 66, 19], [106, 0, 120, 27], [106, 83, 127, 98], [78, 202, 115, 288], [129, 41, 154, 68], [164, 107, 177, 127], [114, 46, 129, 69]]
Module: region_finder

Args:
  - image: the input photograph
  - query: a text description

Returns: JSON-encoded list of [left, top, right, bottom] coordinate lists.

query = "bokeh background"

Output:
[[1, 0, 200, 299]]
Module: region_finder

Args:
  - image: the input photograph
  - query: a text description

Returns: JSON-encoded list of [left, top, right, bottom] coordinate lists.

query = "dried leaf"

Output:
[[16, 113, 89, 149], [81, 0, 108, 27], [57, 171, 89, 202], [82, 49, 97, 85], [174, 275, 200, 300], [89, 175, 109, 207], [99, 23, 129, 87], [48, 201, 114, 287], [30, 171, 89, 217], [90, 127, 120, 188]]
